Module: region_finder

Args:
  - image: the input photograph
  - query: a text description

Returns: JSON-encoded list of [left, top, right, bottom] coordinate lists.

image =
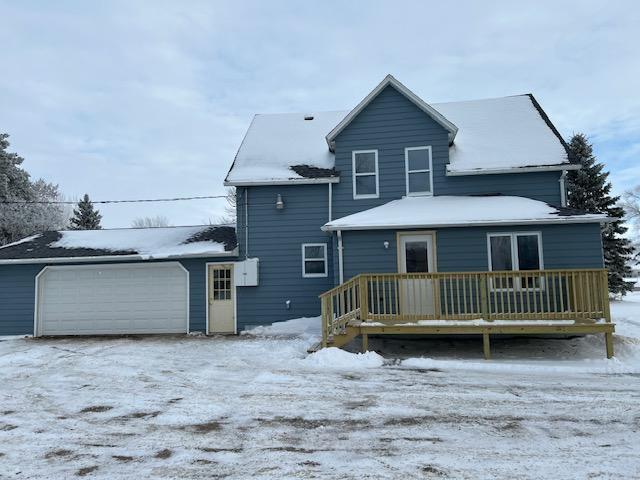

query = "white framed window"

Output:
[[302, 243, 328, 278], [352, 150, 379, 199], [487, 232, 544, 290], [405, 146, 433, 196]]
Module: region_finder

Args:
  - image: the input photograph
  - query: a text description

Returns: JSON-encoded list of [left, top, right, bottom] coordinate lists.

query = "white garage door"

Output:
[[36, 262, 189, 336]]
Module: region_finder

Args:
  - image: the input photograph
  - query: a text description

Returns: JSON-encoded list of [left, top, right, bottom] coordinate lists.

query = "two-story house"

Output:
[[0, 75, 614, 358], [226, 75, 613, 356]]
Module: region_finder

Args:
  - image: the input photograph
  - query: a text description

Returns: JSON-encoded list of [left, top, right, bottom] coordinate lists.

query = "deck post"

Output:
[[482, 332, 491, 360], [605, 332, 614, 359], [480, 276, 489, 321], [359, 276, 369, 321], [362, 333, 369, 352]]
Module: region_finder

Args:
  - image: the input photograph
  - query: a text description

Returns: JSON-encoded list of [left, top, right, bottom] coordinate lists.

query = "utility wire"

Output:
[[0, 195, 228, 205]]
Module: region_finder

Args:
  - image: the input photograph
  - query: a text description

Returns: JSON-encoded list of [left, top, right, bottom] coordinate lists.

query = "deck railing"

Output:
[[319, 269, 611, 345]]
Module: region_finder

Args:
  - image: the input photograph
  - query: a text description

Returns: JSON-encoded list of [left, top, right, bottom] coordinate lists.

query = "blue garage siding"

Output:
[[0, 264, 43, 335], [340, 223, 604, 280], [236, 184, 334, 329], [0, 257, 236, 336], [331, 85, 564, 220]]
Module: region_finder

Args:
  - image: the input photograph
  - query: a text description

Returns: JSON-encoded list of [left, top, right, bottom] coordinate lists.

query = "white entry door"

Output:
[[208, 264, 235, 334], [398, 234, 436, 317]]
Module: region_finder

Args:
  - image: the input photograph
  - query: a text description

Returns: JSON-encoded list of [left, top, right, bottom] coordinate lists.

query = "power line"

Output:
[[0, 195, 229, 205]]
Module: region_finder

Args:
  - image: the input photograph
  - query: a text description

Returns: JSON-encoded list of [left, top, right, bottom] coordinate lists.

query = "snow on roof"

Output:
[[0, 225, 237, 263], [226, 92, 572, 184], [323, 196, 608, 231], [437, 95, 570, 174], [225, 111, 345, 184]]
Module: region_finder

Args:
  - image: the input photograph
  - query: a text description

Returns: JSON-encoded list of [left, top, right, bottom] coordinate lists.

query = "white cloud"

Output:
[[1, 0, 639, 227]]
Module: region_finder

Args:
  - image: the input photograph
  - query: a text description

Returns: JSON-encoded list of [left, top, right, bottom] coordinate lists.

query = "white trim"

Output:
[[205, 262, 237, 335], [559, 170, 568, 207], [404, 146, 434, 196], [446, 163, 581, 176], [352, 149, 379, 199], [487, 232, 544, 291], [322, 215, 611, 232], [33, 262, 190, 337], [326, 74, 458, 149], [302, 243, 328, 278], [0, 250, 238, 266], [225, 177, 339, 187]]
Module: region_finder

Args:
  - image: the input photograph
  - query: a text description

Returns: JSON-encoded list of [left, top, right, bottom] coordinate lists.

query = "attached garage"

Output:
[[35, 263, 189, 336], [0, 225, 240, 336]]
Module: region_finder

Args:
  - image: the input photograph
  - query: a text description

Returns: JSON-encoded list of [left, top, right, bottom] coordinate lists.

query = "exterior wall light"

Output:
[[276, 194, 284, 209], [383, 241, 390, 249]]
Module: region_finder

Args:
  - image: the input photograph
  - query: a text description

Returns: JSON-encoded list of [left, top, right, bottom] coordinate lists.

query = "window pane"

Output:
[[305, 260, 325, 275], [405, 241, 429, 272], [517, 235, 540, 270], [408, 171, 431, 194], [355, 175, 376, 196], [407, 148, 429, 171], [490, 236, 513, 271], [355, 152, 376, 173], [304, 245, 324, 260]]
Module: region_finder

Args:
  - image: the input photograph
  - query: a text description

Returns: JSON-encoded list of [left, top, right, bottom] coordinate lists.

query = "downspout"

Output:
[[244, 188, 249, 259], [559, 170, 567, 207], [337, 229, 344, 284], [328, 183, 332, 222]]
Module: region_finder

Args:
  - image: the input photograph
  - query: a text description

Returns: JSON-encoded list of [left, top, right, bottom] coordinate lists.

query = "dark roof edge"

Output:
[[526, 93, 577, 164]]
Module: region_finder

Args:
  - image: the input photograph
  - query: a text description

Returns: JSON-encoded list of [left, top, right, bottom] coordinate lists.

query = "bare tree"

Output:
[[622, 187, 640, 220], [131, 215, 171, 228], [215, 187, 236, 225]]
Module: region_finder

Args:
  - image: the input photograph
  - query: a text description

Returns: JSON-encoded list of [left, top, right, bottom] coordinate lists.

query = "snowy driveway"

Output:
[[1, 300, 640, 479]]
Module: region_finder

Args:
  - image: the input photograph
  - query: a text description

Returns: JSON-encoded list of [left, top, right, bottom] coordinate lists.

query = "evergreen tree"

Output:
[[69, 194, 102, 230], [566, 133, 633, 295]]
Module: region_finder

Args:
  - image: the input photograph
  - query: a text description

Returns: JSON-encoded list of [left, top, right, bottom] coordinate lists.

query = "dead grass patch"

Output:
[[76, 466, 99, 476], [199, 447, 242, 453], [44, 449, 74, 459], [154, 449, 172, 459], [0, 424, 17, 431], [188, 420, 223, 433], [112, 455, 135, 462], [80, 406, 113, 414]]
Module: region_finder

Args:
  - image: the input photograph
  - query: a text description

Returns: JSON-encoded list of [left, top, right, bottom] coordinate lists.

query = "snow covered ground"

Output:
[[1, 297, 640, 478]]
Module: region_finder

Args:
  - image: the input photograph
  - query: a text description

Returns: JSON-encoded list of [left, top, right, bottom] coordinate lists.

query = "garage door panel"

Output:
[[37, 263, 188, 335]]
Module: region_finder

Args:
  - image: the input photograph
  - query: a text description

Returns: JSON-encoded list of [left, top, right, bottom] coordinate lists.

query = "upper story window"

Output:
[[302, 243, 328, 278], [405, 146, 433, 196], [352, 150, 379, 199]]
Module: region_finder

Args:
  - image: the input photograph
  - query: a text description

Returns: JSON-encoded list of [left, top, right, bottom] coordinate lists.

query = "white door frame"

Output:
[[205, 262, 237, 335], [33, 262, 190, 337], [396, 231, 437, 273], [396, 232, 437, 317]]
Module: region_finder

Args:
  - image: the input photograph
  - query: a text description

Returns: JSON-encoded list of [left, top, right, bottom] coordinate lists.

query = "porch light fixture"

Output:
[[276, 194, 284, 209], [383, 241, 390, 249]]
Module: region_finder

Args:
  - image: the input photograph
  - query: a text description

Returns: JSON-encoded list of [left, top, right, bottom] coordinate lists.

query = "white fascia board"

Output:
[[224, 177, 340, 187], [322, 216, 611, 232], [445, 163, 581, 176], [326, 74, 458, 150], [0, 249, 239, 266]]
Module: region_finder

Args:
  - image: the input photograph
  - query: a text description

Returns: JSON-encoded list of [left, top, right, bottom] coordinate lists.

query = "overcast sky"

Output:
[[1, 1, 639, 228]]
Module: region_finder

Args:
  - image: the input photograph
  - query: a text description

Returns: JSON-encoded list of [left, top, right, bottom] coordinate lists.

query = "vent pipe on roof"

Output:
[[304, 115, 314, 121]]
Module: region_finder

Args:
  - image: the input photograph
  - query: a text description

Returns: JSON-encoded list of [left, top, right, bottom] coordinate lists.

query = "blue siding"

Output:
[[0, 264, 42, 335], [332, 85, 563, 219], [0, 257, 236, 336], [236, 184, 333, 329], [341, 223, 603, 280]]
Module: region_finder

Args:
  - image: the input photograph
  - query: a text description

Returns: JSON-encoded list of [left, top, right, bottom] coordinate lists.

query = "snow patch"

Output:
[[303, 347, 384, 370], [242, 316, 321, 338], [49, 226, 228, 259], [324, 195, 606, 230]]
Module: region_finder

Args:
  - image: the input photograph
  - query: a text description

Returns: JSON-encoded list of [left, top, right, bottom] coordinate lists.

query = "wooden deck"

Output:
[[316, 269, 615, 359]]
